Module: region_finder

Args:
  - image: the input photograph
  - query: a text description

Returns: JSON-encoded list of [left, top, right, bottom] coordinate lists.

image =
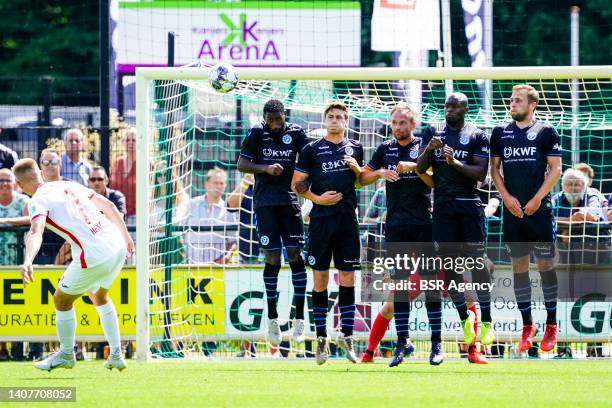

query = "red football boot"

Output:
[[540, 324, 558, 352], [360, 351, 374, 363], [519, 324, 537, 352], [467, 345, 489, 364]]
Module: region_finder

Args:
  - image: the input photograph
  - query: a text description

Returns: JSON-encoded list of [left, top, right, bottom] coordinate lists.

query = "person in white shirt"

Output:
[[13, 158, 134, 372]]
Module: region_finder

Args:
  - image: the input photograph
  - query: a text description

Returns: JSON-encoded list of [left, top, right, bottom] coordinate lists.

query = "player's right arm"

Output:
[[91, 193, 135, 255], [359, 144, 399, 185], [490, 127, 523, 218], [237, 127, 283, 176], [21, 214, 46, 285]]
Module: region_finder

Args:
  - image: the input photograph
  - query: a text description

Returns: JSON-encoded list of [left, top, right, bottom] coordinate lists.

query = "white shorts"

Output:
[[58, 246, 127, 295]]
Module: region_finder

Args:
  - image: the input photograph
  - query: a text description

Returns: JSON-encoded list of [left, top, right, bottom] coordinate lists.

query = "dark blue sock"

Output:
[[289, 259, 307, 320], [339, 286, 355, 337], [263, 263, 281, 319]]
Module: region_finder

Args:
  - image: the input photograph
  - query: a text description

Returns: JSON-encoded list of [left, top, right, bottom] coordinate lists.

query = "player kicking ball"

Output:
[[292, 101, 363, 365], [490, 84, 562, 353], [13, 158, 134, 371]]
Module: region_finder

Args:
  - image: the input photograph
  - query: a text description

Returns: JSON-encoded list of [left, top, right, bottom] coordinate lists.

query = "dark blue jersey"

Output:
[[421, 124, 489, 205], [490, 121, 561, 211], [295, 137, 364, 218], [367, 137, 431, 225], [239, 122, 310, 208]]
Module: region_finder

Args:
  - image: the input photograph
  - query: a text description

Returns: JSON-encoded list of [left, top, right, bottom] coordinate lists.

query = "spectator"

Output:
[[150, 161, 189, 265], [110, 128, 136, 225], [183, 167, 236, 264], [0, 140, 18, 170], [552, 168, 609, 264], [608, 194, 612, 221], [227, 173, 260, 264], [89, 166, 127, 219], [363, 184, 386, 261], [60, 128, 92, 186], [0, 168, 29, 360], [573, 163, 608, 211]]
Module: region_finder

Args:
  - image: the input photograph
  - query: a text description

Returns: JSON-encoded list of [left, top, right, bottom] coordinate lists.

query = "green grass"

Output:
[[1, 360, 611, 407]]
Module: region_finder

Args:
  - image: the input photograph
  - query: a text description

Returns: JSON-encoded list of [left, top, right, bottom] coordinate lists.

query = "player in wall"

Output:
[[13, 158, 134, 372], [417, 93, 494, 364], [237, 99, 311, 346], [490, 84, 562, 353], [291, 101, 363, 365], [359, 103, 444, 366]]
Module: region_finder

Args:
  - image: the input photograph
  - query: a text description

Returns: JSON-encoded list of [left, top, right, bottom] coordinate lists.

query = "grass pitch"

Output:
[[2, 359, 611, 407]]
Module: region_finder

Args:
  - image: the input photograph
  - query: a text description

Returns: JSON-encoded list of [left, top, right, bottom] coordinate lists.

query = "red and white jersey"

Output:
[[29, 181, 123, 268]]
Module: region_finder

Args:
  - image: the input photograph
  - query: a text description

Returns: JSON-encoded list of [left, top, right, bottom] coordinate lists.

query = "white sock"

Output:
[[55, 308, 76, 355], [96, 301, 121, 355]]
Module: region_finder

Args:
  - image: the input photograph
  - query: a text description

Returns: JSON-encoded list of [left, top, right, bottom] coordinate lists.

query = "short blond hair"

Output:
[[40, 148, 60, 160], [12, 158, 40, 183], [512, 84, 539, 104], [390, 103, 416, 122], [573, 162, 594, 181], [205, 167, 227, 183]]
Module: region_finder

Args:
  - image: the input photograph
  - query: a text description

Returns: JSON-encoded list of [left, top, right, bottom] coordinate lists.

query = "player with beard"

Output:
[[490, 84, 562, 353], [359, 103, 445, 366], [417, 93, 494, 364]]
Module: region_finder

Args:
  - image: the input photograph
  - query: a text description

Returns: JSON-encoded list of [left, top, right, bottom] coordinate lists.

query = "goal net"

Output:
[[136, 66, 612, 360]]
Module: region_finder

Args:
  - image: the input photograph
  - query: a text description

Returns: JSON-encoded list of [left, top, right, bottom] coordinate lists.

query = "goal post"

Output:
[[135, 65, 612, 361]]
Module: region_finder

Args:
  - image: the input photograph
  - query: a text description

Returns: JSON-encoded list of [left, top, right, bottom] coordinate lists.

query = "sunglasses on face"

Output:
[[0, 179, 13, 183], [41, 159, 60, 166], [89, 177, 106, 182]]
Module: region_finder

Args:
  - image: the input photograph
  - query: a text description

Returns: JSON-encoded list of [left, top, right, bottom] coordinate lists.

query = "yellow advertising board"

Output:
[[0, 266, 225, 340]]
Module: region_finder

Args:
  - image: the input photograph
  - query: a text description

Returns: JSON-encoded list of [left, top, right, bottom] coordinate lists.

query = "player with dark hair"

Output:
[[237, 99, 311, 346], [359, 103, 445, 366], [292, 101, 363, 365], [417, 92, 494, 364], [490, 84, 562, 353]]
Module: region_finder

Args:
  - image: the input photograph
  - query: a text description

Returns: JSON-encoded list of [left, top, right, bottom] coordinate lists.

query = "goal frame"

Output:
[[135, 65, 612, 361]]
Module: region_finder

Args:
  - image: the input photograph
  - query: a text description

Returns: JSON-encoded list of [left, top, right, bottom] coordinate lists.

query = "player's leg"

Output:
[[307, 216, 334, 365], [89, 288, 126, 371], [255, 206, 284, 345], [433, 202, 474, 343], [35, 288, 80, 371], [361, 299, 393, 363], [504, 212, 537, 352], [531, 212, 558, 352], [332, 212, 361, 363], [94, 247, 128, 370], [280, 204, 307, 342]]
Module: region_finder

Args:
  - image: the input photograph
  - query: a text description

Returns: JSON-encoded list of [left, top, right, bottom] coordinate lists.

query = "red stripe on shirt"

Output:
[[46, 217, 88, 268], [31, 213, 46, 221]]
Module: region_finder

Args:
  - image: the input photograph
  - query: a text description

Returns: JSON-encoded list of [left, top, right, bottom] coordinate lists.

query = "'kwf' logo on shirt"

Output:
[[262, 148, 292, 158], [321, 159, 348, 172], [503, 146, 537, 159]]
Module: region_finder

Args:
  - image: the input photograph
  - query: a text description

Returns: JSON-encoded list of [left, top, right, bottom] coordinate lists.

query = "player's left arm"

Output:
[[21, 214, 46, 285], [445, 152, 488, 182], [91, 193, 135, 255]]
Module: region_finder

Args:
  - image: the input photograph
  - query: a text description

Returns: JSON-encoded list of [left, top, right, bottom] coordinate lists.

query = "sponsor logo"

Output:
[[503, 146, 537, 159], [527, 132, 537, 141], [282, 135, 292, 144], [409, 149, 419, 159], [262, 148, 292, 158], [459, 135, 470, 145], [552, 143, 561, 151], [260, 235, 269, 246], [345, 146, 354, 156], [322, 159, 347, 172], [318, 145, 330, 150], [308, 255, 316, 265], [316, 150, 332, 156]]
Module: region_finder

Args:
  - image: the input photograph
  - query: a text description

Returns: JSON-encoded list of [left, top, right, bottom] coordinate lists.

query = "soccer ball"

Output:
[[208, 62, 239, 93]]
